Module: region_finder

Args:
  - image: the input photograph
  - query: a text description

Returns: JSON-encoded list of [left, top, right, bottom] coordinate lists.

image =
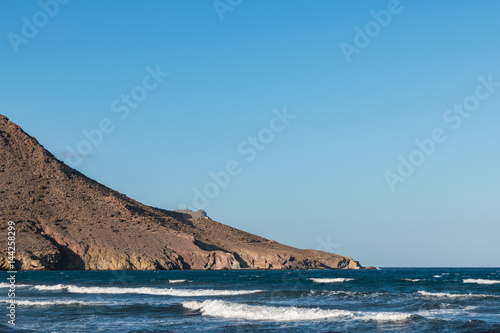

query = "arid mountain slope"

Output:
[[0, 115, 363, 270]]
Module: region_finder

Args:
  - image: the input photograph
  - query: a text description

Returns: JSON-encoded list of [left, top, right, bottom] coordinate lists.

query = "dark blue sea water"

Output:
[[1, 268, 499, 332]]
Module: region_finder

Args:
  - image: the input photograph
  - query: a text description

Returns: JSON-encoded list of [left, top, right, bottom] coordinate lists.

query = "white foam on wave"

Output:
[[402, 278, 422, 282], [417, 306, 477, 318], [0, 299, 97, 307], [35, 284, 66, 291], [1, 298, 183, 307], [418, 290, 498, 298], [168, 279, 189, 283], [34, 284, 262, 296], [328, 290, 386, 298], [328, 290, 360, 296], [183, 300, 412, 322], [463, 278, 500, 285], [434, 275, 442, 278], [309, 278, 354, 283], [0, 282, 29, 288], [307, 289, 386, 298]]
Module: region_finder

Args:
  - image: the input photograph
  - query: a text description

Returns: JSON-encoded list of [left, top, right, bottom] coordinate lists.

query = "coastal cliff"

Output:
[[0, 114, 363, 271]]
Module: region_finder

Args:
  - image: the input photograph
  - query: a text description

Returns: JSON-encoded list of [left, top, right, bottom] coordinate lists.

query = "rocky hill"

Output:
[[0, 114, 363, 270]]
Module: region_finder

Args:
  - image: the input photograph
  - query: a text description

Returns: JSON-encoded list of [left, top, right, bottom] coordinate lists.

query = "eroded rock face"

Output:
[[0, 114, 364, 271]]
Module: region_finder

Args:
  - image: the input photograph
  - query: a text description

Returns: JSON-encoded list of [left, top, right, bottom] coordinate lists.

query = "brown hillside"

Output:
[[0, 114, 363, 270]]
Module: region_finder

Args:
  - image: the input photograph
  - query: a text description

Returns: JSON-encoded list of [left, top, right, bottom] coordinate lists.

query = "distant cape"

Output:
[[0, 114, 363, 270]]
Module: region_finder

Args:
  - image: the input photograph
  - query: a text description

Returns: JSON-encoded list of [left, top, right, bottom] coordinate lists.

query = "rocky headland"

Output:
[[0, 114, 363, 271]]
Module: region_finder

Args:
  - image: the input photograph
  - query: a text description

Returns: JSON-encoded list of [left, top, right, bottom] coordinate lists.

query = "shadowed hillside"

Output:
[[0, 114, 363, 270]]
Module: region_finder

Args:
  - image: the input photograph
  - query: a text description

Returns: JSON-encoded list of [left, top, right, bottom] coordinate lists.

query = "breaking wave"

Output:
[[463, 278, 500, 285], [0, 282, 29, 288], [309, 278, 354, 283], [418, 291, 498, 298], [402, 278, 423, 282], [182, 300, 413, 322], [168, 280, 189, 283], [417, 306, 478, 317], [33, 284, 262, 296], [35, 284, 66, 291], [0, 299, 97, 307]]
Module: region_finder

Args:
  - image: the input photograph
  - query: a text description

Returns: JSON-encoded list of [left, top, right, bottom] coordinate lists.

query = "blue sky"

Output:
[[1, 0, 499, 267]]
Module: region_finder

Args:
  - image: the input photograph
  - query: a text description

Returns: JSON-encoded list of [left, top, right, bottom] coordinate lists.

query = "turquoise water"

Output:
[[2, 268, 499, 332]]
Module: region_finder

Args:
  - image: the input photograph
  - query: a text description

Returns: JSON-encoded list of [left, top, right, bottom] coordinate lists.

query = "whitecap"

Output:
[[34, 284, 67, 291], [182, 300, 412, 322], [418, 290, 498, 298], [463, 278, 500, 285], [6, 300, 95, 306], [329, 290, 360, 296], [402, 278, 422, 282], [0, 282, 29, 288], [168, 280, 189, 283], [34, 284, 262, 296], [417, 306, 477, 318], [309, 278, 354, 283], [328, 290, 386, 298]]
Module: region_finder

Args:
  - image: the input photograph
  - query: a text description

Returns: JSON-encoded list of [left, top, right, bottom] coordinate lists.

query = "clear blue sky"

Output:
[[2, 0, 499, 267]]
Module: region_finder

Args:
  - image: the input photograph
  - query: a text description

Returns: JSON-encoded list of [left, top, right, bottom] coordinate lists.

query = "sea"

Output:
[[1, 268, 499, 332]]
